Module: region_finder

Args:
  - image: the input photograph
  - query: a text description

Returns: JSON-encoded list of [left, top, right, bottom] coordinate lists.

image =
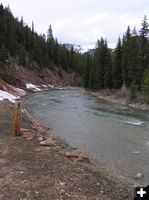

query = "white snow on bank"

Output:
[[48, 84, 54, 88], [42, 84, 48, 88], [26, 83, 55, 91], [26, 83, 73, 92], [26, 83, 42, 91], [0, 90, 18, 103]]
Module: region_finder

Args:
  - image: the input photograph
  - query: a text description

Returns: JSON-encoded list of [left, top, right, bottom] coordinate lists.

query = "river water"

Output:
[[22, 89, 149, 184]]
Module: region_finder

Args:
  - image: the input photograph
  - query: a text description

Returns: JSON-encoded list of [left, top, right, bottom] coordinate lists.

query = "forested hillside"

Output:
[[84, 16, 149, 100], [0, 4, 85, 86]]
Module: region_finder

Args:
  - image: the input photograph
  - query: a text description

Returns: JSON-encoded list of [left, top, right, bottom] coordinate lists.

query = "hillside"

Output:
[[0, 4, 84, 90], [0, 57, 78, 88]]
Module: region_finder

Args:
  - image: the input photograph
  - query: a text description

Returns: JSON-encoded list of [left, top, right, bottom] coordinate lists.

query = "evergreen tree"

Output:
[[94, 38, 112, 89], [139, 15, 149, 38], [104, 43, 112, 89], [137, 16, 149, 86], [141, 68, 149, 97], [94, 38, 105, 89], [121, 26, 132, 87], [112, 37, 123, 88], [129, 80, 137, 100], [47, 25, 53, 40], [84, 54, 91, 88]]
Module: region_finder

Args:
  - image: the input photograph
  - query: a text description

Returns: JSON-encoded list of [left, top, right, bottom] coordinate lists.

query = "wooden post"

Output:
[[12, 101, 22, 136]]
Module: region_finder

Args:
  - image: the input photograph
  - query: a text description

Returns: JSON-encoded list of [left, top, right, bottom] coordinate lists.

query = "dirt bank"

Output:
[[89, 89, 149, 110], [0, 100, 133, 200], [0, 58, 78, 89]]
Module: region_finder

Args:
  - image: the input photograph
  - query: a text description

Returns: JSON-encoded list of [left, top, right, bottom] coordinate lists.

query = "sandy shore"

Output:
[[0, 100, 133, 200]]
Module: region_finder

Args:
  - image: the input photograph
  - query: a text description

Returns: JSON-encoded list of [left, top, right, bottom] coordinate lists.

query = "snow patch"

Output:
[[42, 84, 48, 88], [0, 90, 18, 103], [48, 84, 54, 88], [26, 83, 42, 92]]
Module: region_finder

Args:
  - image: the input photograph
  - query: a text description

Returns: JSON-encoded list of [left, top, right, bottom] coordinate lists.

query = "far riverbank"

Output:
[[88, 89, 149, 110]]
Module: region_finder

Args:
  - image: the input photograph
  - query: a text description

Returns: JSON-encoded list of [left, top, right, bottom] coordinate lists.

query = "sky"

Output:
[[0, 0, 149, 50]]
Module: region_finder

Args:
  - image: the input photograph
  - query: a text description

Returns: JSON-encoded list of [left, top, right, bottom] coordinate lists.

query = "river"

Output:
[[22, 89, 149, 185]]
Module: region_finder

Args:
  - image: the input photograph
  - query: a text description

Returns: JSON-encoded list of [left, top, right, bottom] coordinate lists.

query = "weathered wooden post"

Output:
[[12, 101, 22, 136]]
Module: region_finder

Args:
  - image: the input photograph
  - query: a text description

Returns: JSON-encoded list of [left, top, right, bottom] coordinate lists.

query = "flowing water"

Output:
[[22, 89, 149, 184]]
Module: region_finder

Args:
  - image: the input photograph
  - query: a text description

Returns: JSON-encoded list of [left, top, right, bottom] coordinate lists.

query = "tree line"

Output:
[[84, 16, 149, 99], [1, 3, 149, 99], [0, 4, 85, 76]]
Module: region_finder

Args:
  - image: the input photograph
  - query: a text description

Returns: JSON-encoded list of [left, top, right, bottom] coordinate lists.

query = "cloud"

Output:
[[52, 12, 143, 48], [0, 0, 148, 48]]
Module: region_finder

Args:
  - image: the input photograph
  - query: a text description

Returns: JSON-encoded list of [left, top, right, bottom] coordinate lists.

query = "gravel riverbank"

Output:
[[0, 100, 133, 200]]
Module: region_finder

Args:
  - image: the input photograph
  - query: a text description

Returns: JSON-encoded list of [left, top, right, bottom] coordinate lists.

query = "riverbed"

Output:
[[22, 89, 149, 185]]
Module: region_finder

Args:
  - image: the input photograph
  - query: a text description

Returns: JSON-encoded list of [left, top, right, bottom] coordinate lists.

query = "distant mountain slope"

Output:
[[63, 43, 82, 53]]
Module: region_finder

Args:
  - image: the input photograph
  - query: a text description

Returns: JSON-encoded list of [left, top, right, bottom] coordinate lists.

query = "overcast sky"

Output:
[[1, 0, 149, 49]]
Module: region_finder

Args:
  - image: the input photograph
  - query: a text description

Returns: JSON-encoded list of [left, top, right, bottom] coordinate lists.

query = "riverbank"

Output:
[[89, 89, 149, 110], [0, 100, 133, 200]]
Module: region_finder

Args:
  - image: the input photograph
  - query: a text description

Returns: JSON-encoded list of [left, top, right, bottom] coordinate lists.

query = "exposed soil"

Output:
[[0, 100, 133, 200], [0, 58, 78, 89]]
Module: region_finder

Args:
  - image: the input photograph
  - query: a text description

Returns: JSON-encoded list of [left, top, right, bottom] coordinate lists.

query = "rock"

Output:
[[65, 151, 90, 162], [20, 128, 28, 133], [38, 137, 44, 142], [59, 182, 66, 186], [21, 131, 34, 140], [40, 136, 56, 146], [60, 189, 65, 194], [97, 183, 100, 186], [135, 173, 143, 179], [32, 126, 37, 130]]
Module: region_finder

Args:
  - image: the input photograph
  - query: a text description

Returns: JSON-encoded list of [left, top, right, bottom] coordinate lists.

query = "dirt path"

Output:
[[0, 101, 133, 200]]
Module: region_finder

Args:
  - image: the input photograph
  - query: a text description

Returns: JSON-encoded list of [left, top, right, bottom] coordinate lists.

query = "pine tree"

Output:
[[104, 42, 112, 89], [47, 25, 53, 40], [112, 37, 123, 89], [84, 54, 91, 88], [94, 38, 112, 89], [141, 68, 149, 97], [130, 27, 139, 85], [94, 38, 105, 89], [121, 26, 132, 87], [129, 80, 137, 100], [139, 15, 149, 38], [137, 16, 149, 87]]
